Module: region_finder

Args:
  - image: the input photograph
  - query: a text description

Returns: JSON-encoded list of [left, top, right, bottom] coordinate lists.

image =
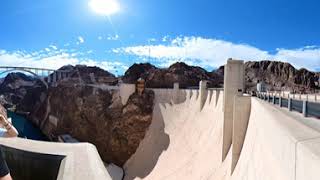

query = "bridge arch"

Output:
[[0, 69, 49, 89]]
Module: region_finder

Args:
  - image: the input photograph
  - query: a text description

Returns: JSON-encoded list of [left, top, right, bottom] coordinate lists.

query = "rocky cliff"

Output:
[[245, 61, 320, 93], [0, 72, 46, 111], [29, 80, 154, 166], [56, 65, 118, 85], [123, 62, 224, 88]]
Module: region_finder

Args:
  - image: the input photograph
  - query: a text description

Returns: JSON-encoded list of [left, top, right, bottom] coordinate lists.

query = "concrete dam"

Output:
[[1, 59, 320, 180]]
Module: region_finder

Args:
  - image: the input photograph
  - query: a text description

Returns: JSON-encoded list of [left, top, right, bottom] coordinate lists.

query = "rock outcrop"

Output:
[[245, 61, 320, 93], [29, 80, 154, 166], [0, 72, 46, 111], [56, 65, 118, 85], [123, 62, 224, 88]]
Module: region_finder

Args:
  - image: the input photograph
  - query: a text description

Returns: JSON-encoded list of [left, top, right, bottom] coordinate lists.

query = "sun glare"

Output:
[[89, 0, 120, 16]]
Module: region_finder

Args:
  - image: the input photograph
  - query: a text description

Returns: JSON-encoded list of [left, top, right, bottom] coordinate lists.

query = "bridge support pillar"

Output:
[[288, 98, 292, 111], [315, 94, 317, 102], [302, 100, 308, 117], [199, 80, 208, 110], [222, 59, 244, 162]]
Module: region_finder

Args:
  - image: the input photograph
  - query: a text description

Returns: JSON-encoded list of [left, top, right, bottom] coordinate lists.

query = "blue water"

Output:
[[7, 111, 47, 141]]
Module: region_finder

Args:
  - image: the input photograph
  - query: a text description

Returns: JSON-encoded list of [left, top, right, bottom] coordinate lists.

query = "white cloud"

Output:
[[49, 45, 58, 50], [98, 36, 103, 40], [0, 47, 127, 75], [148, 38, 157, 42], [77, 36, 85, 44], [107, 34, 119, 41], [162, 36, 169, 42], [115, 36, 320, 71]]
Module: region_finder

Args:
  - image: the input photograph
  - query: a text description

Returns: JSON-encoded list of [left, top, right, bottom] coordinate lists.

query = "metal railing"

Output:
[[257, 92, 320, 119]]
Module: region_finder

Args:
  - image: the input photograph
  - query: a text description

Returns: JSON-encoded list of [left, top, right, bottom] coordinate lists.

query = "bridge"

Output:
[[0, 66, 72, 88]]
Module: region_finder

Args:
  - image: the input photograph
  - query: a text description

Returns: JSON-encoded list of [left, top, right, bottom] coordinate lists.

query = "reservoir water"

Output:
[[7, 111, 47, 141]]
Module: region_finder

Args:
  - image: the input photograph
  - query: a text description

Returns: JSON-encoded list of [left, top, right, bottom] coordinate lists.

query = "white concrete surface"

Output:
[[123, 89, 320, 180], [119, 83, 136, 105], [0, 138, 112, 180], [223, 59, 245, 161]]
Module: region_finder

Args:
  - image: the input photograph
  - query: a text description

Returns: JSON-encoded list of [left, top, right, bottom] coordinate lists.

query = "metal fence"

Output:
[[257, 93, 320, 119]]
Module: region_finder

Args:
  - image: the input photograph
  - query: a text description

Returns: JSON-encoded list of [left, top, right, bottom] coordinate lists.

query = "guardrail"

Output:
[[257, 92, 320, 119]]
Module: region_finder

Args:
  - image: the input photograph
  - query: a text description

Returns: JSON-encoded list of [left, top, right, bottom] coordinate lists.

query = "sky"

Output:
[[0, 0, 320, 75]]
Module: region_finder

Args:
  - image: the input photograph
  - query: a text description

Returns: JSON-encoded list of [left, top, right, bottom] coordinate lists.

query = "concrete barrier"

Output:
[[0, 138, 112, 180]]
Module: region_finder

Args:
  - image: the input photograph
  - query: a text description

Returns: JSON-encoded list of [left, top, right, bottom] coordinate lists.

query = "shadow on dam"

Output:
[[1, 145, 65, 180]]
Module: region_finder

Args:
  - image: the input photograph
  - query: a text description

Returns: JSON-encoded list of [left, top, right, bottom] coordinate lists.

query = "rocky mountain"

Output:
[[245, 61, 320, 93], [0, 72, 46, 111], [123, 62, 224, 88], [55, 65, 118, 85]]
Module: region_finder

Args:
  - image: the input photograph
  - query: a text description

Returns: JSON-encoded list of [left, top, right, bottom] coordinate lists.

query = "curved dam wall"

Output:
[[123, 87, 320, 180], [123, 59, 320, 180], [0, 59, 319, 180]]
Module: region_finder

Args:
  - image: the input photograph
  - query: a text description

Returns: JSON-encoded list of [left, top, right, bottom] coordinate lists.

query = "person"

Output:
[[0, 114, 19, 180]]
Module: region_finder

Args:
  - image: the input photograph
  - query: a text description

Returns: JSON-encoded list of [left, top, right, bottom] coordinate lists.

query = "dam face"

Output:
[[1, 59, 320, 180], [124, 59, 320, 180]]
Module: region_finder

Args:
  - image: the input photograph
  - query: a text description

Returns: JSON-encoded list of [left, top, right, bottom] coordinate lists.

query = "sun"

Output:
[[89, 0, 120, 16]]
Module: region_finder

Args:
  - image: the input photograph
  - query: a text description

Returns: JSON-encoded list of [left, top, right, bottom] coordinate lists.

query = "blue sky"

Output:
[[0, 0, 320, 75]]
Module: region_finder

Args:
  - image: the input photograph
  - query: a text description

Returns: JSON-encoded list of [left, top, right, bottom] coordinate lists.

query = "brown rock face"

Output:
[[245, 61, 319, 92], [56, 65, 118, 85], [0, 104, 7, 119], [123, 62, 224, 88], [29, 80, 154, 166], [0, 72, 46, 111]]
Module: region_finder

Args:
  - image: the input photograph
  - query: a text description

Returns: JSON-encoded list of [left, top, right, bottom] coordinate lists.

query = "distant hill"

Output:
[[245, 61, 320, 93], [122, 62, 224, 88], [56, 65, 118, 85]]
